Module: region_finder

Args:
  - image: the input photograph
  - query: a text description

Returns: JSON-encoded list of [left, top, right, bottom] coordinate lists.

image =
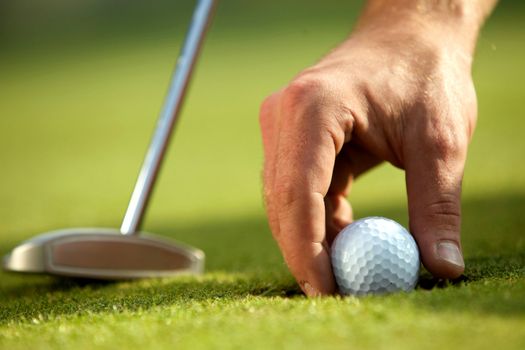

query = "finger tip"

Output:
[[422, 240, 465, 279], [427, 261, 465, 280], [301, 282, 321, 297], [300, 280, 336, 297]]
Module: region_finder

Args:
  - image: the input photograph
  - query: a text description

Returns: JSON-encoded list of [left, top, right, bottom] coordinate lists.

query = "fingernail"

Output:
[[436, 241, 465, 268], [301, 282, 320, 297]]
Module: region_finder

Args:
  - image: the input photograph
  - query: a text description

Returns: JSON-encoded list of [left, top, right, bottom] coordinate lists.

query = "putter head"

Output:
[[3, 228, 204, 279]]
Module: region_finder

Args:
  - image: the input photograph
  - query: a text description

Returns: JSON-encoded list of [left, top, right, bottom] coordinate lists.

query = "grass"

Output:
[[0, 1, 524, 349]]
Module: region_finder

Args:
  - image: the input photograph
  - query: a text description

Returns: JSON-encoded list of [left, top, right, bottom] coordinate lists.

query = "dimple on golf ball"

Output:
[[331, 216, 420, 296]]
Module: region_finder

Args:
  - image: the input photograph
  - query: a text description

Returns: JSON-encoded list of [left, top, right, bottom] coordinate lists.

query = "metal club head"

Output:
[[3, 229, 204, 279], [3, 0, 216, 280]]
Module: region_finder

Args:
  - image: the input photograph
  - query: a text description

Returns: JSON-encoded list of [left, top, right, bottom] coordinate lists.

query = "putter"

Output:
[[3, 0, 216, 279]]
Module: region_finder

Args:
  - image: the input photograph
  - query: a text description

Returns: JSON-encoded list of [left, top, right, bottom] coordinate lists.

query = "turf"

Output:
[[1, 1, 524, 349]]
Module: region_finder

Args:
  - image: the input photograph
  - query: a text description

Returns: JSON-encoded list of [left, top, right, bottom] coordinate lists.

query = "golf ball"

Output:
[[331, 216, 420, 296]]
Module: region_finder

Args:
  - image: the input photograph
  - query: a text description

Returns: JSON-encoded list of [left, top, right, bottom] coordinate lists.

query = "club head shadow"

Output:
[[3, 228, 204, 280]]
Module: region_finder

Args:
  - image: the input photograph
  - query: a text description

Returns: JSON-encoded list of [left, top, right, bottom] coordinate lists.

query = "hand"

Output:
[[259, 1, 492, 296]]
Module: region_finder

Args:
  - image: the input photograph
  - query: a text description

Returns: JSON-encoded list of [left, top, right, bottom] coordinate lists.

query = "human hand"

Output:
[[259, 0, 495, 296]]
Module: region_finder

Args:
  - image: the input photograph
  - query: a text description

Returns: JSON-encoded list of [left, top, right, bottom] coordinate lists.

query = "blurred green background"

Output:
[[0, 0, 365, 237], [1, 0, 523, 250], [0, 1, 524, 349]]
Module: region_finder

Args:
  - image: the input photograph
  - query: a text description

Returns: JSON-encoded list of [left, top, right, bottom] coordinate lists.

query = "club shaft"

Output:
[[120, 0, 216, 235]]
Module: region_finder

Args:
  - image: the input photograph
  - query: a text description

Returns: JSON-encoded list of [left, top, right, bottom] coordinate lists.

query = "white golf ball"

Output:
[[331, 216, 420, 296]]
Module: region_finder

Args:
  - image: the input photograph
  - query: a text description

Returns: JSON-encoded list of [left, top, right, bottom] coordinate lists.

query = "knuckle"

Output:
[[281, 77, 327, 112], [428, 124, 468, 160], [422, 194, 461, 231], [280, 77, 345, 142], [426, 196, 460, 219], [273, 176, 301, 209]]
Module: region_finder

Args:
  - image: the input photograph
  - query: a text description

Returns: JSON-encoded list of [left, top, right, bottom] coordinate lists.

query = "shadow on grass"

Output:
[[0, 272, 302, 324], [0, 192, 524, 324]]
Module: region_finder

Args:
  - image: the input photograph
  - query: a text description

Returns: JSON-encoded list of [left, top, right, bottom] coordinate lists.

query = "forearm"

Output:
[[355, 0, 498, 55]]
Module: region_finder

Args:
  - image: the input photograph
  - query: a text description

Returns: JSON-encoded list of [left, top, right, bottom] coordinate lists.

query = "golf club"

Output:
[[3, 0, 216, 279]]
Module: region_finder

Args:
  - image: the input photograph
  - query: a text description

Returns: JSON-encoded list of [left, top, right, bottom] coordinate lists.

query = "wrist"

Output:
[[354, 0, 496, 57]]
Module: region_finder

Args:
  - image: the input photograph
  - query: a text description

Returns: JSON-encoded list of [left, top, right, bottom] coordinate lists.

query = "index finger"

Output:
[[270, 80, 352, 296]]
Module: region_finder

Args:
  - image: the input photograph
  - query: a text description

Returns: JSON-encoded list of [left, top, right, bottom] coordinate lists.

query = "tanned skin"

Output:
[[259, 0, 498, 296]]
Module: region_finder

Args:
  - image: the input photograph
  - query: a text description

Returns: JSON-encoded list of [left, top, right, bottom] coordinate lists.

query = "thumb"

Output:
[[405, 130, 467, 279]]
